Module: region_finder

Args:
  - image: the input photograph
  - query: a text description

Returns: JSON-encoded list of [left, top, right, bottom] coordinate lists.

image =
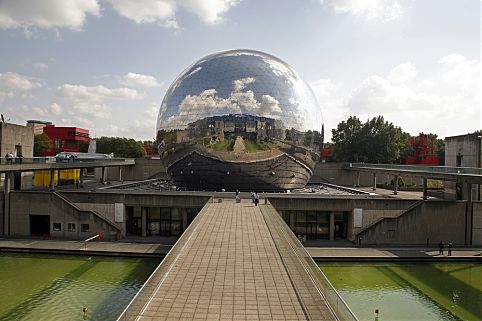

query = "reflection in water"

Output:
[[0, 253, 160, 321], [320, 262, 482, 321]]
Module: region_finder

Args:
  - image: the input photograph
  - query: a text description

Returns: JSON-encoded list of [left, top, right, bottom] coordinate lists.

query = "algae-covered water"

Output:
[[0, 253, 160, 321], [319, 262, 482, 321]]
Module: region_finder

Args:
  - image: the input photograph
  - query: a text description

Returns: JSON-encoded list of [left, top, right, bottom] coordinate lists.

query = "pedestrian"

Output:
[[251, 192, 255, 203], [235, 189, 240, 203], [254, 192, 259, 206], [438, 240, 445, 255], [448, 241, 453, 256], [5, 152, 13, 164], [75, 180, 80, 189]]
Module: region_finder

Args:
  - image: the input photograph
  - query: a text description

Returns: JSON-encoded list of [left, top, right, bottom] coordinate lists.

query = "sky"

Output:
[[0, 0, 480, 141]]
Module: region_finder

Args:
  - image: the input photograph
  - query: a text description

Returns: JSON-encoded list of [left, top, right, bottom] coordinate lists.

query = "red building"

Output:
[[42, 125, 90, 156]]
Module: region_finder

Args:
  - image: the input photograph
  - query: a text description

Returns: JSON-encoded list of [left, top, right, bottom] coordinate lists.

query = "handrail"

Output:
[[260, 203, 358, 321], [346, 162, 482, 176], [356, 199, 425, 238], [52, 192, 120, 232], [115, 197, 212, 321]]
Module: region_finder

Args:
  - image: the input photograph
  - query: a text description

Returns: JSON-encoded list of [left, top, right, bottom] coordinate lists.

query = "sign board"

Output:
[[114, 203, 124, 223], [353, 208, 363, 228]]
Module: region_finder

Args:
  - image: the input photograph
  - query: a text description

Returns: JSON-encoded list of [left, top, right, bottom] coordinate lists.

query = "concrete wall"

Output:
[[0, 123, 35, 189], [473, 202, 482, 245], [0, 122, 34, 158], [268, 196, 418, 241], [310, 162, 423, 187], [445, 133, 481, 201], [9, 191, 119, 240], [60, 191, 211, 209], [99, 158, 168, 182], [357, 200, 467, 245]]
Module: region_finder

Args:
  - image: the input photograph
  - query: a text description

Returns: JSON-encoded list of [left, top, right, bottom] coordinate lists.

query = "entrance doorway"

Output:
[[30, 215, 50, 236]]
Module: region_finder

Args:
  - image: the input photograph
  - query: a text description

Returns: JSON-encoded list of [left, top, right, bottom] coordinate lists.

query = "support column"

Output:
[[289, 212, 295, 231], [466, 182, 473, 245], [118, 166, 123, 182], [141, 207, 147, 237], [372, 173, 377, 191], [49, 169, 55, 191], [393, 175, 399, 195], [182, 209, 188, 232], [3, 172, 11, 236], [79, 169, 84, 188], [329, 212, 335, 241], [422, 178, 428, 200], [101, 167, 106, 184]]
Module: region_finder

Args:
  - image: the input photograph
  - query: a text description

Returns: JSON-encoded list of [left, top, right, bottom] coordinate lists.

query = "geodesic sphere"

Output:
[[156, 49, 322, 133]]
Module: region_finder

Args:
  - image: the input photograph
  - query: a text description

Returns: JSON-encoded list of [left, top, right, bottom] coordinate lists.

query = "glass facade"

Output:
[[280, 210, 349, 240], [126, 206, 201, 237]]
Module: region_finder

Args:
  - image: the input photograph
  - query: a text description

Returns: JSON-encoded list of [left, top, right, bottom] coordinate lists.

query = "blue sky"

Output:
[[0, 0, 480, 141]]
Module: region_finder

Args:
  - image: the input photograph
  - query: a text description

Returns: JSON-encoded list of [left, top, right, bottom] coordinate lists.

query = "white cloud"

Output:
[[121, 72, 161, 88], [50, 103, 62, 115], [0, 72, 41, 101], [57, 84, 142, 102], [388, 62, 417, 83], [313, 54, 480, 140], [107, 0, 239, 28], [0, 72, 41, 90], [33, 62, 48, 71], [0, 0, 100, 32], [106, 0, 178, 28], [321, 0, 404, 21]]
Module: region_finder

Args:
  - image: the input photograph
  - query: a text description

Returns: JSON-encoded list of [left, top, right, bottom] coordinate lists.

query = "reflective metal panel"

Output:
[[156, 49, 324, 191], [157, 49, 322, 132]]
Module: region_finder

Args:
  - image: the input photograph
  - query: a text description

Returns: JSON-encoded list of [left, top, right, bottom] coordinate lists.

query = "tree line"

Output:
[[330, 115, 445, 164]]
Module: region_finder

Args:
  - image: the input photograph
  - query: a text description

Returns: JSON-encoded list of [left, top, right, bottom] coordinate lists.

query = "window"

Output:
[[53, 223, 61, 231], [81, 224, 90, 232], [54, 139, 63, 149], [65, 141, 78, 149], [67, 223, 76, 232]]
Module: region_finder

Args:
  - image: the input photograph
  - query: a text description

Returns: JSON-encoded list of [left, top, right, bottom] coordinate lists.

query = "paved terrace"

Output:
[[118, 199, 350, 321]]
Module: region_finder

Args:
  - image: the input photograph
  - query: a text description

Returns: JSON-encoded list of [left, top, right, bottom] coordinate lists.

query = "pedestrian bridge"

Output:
[[117, 199, 356, 321]]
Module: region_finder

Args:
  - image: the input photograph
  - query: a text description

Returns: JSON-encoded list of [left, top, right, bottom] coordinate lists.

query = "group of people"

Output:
[[234, 190, 260, 206], [438, 240, 453, 256]]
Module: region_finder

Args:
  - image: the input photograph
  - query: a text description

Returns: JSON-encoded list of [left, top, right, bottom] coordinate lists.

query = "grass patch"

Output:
[[211, 139, 234, 151]]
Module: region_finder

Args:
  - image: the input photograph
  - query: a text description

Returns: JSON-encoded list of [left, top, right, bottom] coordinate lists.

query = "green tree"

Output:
[[436, 138, 445, 165], [96, 137, 146, 158], [33, 133, 53, 156], [331, 116, 363, 161], [332, 116, 406, 163], [79, 141, 90, 153]]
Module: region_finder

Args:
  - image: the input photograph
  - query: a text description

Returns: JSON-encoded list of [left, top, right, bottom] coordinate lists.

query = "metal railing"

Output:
[[347, 163, 482, 176], [260, 203, 358, 321], [0, 156, 133, 165], [115, 198, 211, 321]]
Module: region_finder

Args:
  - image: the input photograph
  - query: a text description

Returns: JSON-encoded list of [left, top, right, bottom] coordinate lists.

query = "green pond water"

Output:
[[0, 253, 160, 321], [319, 262, 482, 321]]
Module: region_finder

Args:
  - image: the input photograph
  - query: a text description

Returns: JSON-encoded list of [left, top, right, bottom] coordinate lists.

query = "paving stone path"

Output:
[[134, 199, 336, 321]]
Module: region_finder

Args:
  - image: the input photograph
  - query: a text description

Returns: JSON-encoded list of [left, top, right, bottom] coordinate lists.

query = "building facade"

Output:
[[42, 124, 90, 156]]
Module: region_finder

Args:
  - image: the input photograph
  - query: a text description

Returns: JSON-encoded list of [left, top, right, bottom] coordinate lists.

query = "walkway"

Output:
[[118, 199, 341, 321]]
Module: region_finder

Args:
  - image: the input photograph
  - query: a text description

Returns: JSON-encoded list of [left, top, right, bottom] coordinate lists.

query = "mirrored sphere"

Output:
[[156, 49, 322, 133]]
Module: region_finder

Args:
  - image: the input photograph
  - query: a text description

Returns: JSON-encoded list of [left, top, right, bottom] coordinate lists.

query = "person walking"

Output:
[[448, 241, 453, 256], [254, 192, 259, 206], [438, 240, 445, 255]]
